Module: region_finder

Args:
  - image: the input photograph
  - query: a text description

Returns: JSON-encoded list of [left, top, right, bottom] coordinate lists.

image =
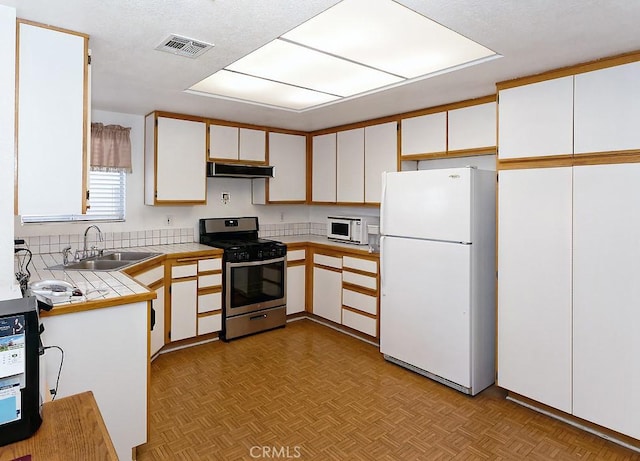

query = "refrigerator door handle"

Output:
[[379, 235, 386, 296], [380, 172, 387, 235]]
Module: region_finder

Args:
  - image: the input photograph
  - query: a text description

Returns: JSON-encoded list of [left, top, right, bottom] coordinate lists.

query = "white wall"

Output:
[[14, 109, 311, 238], [0, 5, 20, 300]]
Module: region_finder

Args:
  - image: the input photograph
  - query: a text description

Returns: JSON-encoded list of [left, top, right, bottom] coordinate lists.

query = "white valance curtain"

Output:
[[90, 123, 132, 172]]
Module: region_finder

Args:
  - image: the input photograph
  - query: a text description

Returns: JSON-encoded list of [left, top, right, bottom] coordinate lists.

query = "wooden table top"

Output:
[[0, 391, 117, 461]]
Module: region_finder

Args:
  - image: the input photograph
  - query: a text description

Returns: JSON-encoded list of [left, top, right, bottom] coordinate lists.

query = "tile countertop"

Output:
[[22, 243, 221, 316], [276, 235, 379, 256]]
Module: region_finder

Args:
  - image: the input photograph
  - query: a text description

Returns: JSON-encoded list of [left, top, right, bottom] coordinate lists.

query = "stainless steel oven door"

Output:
[[225, 257, 286, 317]]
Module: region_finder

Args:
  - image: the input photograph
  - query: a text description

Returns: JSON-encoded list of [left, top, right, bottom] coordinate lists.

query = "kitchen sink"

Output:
[[98, 251, 159, 261], [46, 251, 161, 271]]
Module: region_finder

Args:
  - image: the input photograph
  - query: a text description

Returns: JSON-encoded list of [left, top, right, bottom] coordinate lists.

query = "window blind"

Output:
[[21, 170, 126, 223]]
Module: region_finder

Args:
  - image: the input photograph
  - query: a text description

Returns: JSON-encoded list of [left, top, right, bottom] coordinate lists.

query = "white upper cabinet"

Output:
[[208, 124, 266, 163], [448, 102, 496, 152], [364, 122, 397, 203], [312, 133, 337, 203], [208, 124, 238, 160], [574, 61, 640, 154], [266, 132, 306, 202], [337, 128, 365, 203], [239, 128, 266, 162], [498, 76, 574, 159], [145, 114, 207, 204], [17, 22, 88, 216], [401, 112, 446, 157]]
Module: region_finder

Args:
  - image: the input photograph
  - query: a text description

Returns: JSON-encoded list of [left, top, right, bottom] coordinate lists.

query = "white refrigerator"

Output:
[[379, 167, 496, 395]]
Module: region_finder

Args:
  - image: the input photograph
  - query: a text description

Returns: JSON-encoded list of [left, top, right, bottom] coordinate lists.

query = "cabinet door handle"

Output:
[[150, 306, 156, 331]]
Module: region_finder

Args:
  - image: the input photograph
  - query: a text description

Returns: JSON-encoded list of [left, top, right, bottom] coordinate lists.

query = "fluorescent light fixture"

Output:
[[227, 39, 403, 97], [187, 0, 499, 111], [188, 69, 340, 110]]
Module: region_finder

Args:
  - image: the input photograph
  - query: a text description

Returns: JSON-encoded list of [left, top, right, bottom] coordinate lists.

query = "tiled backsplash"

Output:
[[18, 222, 328, 255]]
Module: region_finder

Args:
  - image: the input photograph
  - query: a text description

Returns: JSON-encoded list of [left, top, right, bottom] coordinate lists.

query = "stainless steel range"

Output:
[[199, 217, 287, 341]]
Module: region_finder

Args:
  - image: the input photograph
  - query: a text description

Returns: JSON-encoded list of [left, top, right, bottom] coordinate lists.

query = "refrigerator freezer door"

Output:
[[381, 168, 472, 243], [380, 235, 472, 388]]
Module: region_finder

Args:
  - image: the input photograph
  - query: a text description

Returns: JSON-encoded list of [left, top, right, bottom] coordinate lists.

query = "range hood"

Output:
[[207, 162, 275, 178]]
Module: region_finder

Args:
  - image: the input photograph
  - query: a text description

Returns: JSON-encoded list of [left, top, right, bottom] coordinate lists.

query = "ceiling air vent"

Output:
[[155, 35, 214, 58]]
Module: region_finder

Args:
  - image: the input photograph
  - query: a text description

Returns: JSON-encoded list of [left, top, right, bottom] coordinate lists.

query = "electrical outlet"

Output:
[[221, 192, 230, 204], [166, 215, 173, 226], [280, 212, 284, 222]]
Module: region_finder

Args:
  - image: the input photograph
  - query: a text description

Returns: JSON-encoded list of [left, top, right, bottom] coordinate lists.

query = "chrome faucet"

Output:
[[81, 225, 104, 259]]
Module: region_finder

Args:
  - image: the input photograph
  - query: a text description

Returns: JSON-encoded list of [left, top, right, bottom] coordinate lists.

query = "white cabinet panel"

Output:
[[401, 112, 446, 156], [574, 61, 640, 154], [170, 278, 197, 341], [497, 167, 572, 413], [286, 265, 306, 315], [313, 254, 342, 269], [268, 132, 306, 201], [287, 249, 306, 262], [239, 128, 266, 162], [155, 117, 206, 202], [198, 258, 221, 272], [573, 163, 640, 438], [498, 77, 573, 159], [342, 289, 377, 316], [448, 102, 496, 151], [343, 256, 377, 274], [150, 285, 165, 356], [171, 263, 197, 278], [198, 313, 222, 335], [198, 273, 222, 288], [342, 309, 376, 337], [337, 128, 365, 203], [342, 271, 376, 290], [312, 133, 337, 202], [364, 122, 397, 203], [312, 267, 341, 323], [209, 124, 238, 160], [133, 265, 164, 287], [197, 292, 222, 313], [17, 23, 87, 215]]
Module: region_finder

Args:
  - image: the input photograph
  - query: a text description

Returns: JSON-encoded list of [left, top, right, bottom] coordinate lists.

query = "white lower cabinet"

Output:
[[498, 163, 640, 439], [312, 266, 342, 324], [170, 277, 198, 341], [572, 163, 640, 439], [497, 167, 573, 413], [286, 264, 306, 315]]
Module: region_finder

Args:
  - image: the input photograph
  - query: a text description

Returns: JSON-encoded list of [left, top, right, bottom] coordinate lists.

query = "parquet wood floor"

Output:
[[137, 320, 640, 460]]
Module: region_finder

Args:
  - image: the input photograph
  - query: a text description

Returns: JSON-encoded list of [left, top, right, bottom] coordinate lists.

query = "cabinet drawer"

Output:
[[171, 263, 197, 279], [342, 289, 377, 316], [342, 309, 376, 337], [198, 313, 222, 335], [343, 270, 377, 290], [343, 256, 377, 274], [199, 273, 222, 288], [287, 249, 306, 262], [198, 258, 222, 272], [132, 265, 164, 286], [314, 254, 342, 269], [198, 292, 222, 313]]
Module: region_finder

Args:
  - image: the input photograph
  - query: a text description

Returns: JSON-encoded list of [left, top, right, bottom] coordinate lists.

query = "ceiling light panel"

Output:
[[188, 70, 340, 110], [226, 39, 403, 97], [282, 0, 497, 79]]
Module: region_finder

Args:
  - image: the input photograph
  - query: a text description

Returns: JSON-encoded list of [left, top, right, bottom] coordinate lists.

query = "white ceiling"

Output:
[[3, 0, 640, 131]]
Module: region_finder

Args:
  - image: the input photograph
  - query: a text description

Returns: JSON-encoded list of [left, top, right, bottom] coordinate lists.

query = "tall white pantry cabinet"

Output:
[[497, 58, 640, 440]]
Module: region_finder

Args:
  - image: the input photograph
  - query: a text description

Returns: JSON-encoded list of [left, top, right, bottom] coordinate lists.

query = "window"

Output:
[[21, 170, 126, 223], [86, 169, 126, 221]]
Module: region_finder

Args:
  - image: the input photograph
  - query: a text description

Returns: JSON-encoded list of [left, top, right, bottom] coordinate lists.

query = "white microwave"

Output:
[[327, 216, 377, 245]]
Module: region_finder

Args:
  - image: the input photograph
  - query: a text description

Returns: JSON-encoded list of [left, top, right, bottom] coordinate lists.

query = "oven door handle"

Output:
[[226, 256, 286, 268]]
